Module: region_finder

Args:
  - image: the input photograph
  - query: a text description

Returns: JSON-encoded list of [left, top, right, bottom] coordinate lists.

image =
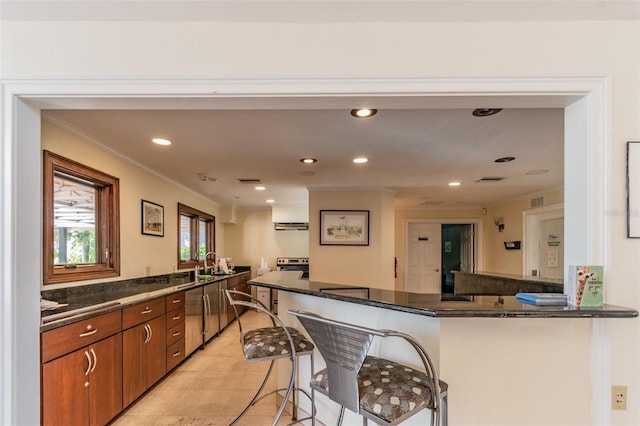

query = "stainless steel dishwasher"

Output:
[[218, 279, 229, 330], [185, 286, 204, 355], [203, 281, 220, 342]]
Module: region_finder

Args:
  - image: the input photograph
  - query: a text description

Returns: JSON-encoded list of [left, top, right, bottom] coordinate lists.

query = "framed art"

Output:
[[141, 199, 164, 237], [320, 210, 369, 246], [627, 141, 640, 237]]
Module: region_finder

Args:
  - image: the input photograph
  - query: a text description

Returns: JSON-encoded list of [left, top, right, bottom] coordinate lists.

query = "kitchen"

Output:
[[3, 4, 640, 425], [34, 99, 566, 426]]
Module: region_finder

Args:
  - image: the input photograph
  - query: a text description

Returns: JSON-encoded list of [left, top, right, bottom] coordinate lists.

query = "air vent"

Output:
[[531, 196, 545, 208], [475, 177, 505, 182], [237, 178, 262, 184], [274, 222, 309, 231]]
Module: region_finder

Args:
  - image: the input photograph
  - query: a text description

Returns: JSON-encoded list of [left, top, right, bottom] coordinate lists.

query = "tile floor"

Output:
[[112, 310, 317, 426]]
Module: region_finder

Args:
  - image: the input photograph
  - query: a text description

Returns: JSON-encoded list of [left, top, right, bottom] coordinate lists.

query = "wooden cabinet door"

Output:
[[42, 333, 122, 426], [42, 348, 90, 426], [123, 316, 166, 407], [122, 323, 145, 407], [88, 334, 122, 426], [145, 315, 167, 388]]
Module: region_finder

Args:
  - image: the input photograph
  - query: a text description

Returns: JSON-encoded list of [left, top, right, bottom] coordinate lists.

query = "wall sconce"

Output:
[[493, 217, 505, 232]]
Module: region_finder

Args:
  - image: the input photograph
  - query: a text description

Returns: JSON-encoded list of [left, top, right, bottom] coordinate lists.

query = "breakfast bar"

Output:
[[250, 271, 637, 426]]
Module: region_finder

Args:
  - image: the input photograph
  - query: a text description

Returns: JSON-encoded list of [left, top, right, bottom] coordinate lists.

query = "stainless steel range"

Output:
[[276, 257, 309, 278]]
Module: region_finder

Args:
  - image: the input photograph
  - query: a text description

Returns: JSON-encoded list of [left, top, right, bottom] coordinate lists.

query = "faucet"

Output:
[[203, 252, 218, 274]]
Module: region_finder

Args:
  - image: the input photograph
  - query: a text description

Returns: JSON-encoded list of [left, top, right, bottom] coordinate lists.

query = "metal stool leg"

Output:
[[229, 360, 276, 426]]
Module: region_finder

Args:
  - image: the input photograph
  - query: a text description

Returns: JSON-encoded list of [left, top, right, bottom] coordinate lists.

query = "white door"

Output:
[[459, 224, 475, 272], [406, 223, 442, 293], [523, 203, 564, 277]]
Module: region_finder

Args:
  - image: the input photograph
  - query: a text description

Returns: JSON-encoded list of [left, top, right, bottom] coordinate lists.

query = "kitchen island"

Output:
[[249, 271, 637, 426]]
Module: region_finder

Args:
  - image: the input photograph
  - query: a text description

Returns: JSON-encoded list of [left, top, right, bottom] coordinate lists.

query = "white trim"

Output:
[[0, 75, 608, 425]]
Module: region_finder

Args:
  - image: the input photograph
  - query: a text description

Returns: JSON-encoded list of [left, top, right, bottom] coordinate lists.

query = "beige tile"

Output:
[[113, 310, 324, 426]]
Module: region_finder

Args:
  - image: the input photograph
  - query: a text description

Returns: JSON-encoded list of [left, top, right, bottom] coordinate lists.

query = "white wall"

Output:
[[309, 189, 395, 289], [42, 120, 223, 287], [222, 207, 309, 274], [2, 11, 639, 426]]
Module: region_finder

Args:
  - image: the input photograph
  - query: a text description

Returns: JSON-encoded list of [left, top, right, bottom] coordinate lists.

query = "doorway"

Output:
[[523, 203, 564, 279], [441, 224, 475, 294], [405, 220, 478, 295]]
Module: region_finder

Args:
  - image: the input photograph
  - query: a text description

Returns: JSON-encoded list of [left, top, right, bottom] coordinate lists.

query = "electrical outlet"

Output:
[[612, 385, 627, 410]]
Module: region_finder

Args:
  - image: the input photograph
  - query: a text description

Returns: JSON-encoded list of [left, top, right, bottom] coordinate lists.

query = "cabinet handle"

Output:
[[172, 315, 181, 320], [83, 351, 92, 376], [147, 323, 153, 342], [79, 328, 98, 338], [172, 299, 181, 304], [172, 351, 182, 357], [172, 331, 181, 337], [143, 324, 150, 344], [202, 295, 209, 334], [90, 348, 97, 373], [141, 307, 152, 314]]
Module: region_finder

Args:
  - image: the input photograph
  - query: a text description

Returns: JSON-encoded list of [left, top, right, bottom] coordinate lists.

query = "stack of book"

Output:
[[515, 292, 567, 306]]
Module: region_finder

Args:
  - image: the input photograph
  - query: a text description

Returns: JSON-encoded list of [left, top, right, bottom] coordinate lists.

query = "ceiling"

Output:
[[43, 100, 565, 210]]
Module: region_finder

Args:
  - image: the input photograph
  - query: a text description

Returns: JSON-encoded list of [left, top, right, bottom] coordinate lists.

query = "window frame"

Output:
[[177, 203, 215, 270], [43, 150, 120, 285]]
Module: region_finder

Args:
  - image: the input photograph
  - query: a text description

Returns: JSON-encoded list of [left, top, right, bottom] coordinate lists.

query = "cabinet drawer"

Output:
[[166, 322, 185, 347], [228, 275, 241, 288], [122, 298, 165, 329], [166, 291, 185, 311], [166, 306, 185, 330], [166, 338, 185, 371], [41, 310, 121, 363]]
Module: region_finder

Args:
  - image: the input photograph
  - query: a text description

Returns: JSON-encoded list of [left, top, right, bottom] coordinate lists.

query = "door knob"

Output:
[[434, 268, 439, 272]]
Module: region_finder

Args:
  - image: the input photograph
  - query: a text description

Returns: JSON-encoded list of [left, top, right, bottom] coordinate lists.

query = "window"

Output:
[[178, 203, 215, 269], [43, 151, 120, 284]]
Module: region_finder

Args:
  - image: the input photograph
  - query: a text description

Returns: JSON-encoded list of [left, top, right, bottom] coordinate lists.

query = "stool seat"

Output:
[[243, 326, 314, 361], [311, 356, 448, 424], [226, 290, 315, 426], [289, 309, 448, 426]]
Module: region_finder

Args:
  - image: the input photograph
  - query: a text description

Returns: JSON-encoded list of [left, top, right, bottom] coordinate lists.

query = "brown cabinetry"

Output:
[[165, 291, 185, 371], [41, 311, 122, 426], [122, 299, 166, 407], [226, 272, 251, 321]]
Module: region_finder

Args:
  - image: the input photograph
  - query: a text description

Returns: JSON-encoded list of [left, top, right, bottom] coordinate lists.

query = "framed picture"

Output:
[[627, 141, 640, 237], [141, 199, 164, 237], [320, 210, 369, 246], [444, 241, 452, 253]]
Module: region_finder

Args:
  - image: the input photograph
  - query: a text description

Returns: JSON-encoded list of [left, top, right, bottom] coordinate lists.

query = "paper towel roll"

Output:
[[219, 258, 229, 274]]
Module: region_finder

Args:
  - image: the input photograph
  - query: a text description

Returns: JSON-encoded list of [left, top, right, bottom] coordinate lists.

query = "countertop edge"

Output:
[[249, 273, 638, 319]]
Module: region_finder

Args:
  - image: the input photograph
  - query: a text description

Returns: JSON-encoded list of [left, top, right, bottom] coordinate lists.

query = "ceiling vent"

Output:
[[531, 196, 545, 208], [475, 177, 505, 182], [237, 178, 263, 184]]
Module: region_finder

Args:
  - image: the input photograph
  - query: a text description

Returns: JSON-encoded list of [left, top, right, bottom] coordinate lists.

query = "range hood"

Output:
[[272, 204, 309, 231], [274, 222, 309, 231]]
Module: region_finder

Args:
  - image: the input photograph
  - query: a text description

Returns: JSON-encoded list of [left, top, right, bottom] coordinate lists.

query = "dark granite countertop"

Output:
[[40, 268, 251, 331], [249, 271, 638, 319], [452, 270, 564, 296]]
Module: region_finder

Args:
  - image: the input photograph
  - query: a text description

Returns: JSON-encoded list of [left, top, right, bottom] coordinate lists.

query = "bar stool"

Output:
[[225, 289, 315, 426], [289, 309, 448, 426]]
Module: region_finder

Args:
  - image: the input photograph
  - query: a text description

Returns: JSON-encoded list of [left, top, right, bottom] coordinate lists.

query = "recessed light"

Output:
[[448, 182, 462, 187], [353, 157, 369, 164], [495, 156, 516, 163], [350, 109, 378, 118], [266, 199, 275, 203], [472, 108, 503, 117], [300, 158, 317, 164], [255, 186, 266, 191], [152, 138, 172, 146], [526, 169, 549, 175]]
